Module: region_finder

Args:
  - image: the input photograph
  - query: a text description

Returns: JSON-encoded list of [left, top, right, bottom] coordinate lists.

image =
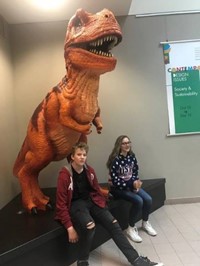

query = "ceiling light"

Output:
[[31, 0, 65, 10]]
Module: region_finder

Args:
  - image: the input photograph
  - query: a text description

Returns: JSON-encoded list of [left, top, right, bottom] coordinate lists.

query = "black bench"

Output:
[[0, 178, 166, 266]]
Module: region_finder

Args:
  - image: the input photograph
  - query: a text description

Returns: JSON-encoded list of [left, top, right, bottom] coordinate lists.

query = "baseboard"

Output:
[[165, 197, 200, 204]]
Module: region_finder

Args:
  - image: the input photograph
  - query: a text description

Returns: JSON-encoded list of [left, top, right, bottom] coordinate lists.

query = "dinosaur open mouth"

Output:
[[71, 34, 122, 57]]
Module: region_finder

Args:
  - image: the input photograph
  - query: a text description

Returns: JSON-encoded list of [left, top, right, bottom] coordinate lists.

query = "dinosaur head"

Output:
[[64, 8, 122, 75]]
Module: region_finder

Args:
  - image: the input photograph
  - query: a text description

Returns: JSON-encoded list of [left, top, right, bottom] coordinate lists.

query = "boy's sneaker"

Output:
[[126, 226, 142, 243], [142, 221, 157, 236], [132, 256, 164, 266], [77, 260, 89, 266]]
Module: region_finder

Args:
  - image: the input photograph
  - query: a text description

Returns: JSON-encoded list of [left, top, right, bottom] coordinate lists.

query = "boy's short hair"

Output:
[[71, 142, 89, 156]]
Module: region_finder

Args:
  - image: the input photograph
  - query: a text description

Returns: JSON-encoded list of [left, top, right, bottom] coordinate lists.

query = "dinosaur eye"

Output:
[[73, 17, 82, 28]]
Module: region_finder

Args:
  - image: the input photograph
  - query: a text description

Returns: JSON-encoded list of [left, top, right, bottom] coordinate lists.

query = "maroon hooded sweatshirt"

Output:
[[55, 163, 107, 230]]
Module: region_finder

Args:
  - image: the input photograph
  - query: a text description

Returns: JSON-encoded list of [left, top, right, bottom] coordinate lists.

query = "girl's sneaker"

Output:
[[142, 221, 157, 236], [126, 226, 142, 243]]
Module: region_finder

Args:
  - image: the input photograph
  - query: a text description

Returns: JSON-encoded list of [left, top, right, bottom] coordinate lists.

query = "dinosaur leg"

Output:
[[18, 167, 50, 212]]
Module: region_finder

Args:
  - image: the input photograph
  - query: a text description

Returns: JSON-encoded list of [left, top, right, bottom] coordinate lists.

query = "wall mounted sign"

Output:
[[162, 40, 200, 135]]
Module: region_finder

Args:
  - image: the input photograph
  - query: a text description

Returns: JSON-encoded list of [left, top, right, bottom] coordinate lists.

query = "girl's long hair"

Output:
[[106, 135, 133, 169]]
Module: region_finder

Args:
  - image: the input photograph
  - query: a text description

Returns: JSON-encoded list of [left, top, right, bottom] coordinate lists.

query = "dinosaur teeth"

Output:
[[90, 35, 118, 48], [89, 49, 113, 57], [87, 34, 118, 57]]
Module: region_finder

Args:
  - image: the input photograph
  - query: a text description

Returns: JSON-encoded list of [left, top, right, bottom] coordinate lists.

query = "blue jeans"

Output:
[[70, 198, 138, 263], [110, 188, 152, 227]]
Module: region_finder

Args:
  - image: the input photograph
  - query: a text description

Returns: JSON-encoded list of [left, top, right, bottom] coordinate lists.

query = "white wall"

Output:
[[0, 17, 19, 209], [11, 21, 67, 189]]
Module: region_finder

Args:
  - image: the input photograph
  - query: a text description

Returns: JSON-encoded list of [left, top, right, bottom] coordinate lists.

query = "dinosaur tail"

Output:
[[13, 138, 29, 176]]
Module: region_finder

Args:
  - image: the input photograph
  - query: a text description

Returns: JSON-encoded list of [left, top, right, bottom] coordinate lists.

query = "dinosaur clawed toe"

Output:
[[46, 201, 54, 211], [31, 207, 38, 215], [30, 201, 53, 215]]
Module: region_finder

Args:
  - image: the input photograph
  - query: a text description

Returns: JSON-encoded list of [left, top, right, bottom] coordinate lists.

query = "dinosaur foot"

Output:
[[22, 193, 51, 214]]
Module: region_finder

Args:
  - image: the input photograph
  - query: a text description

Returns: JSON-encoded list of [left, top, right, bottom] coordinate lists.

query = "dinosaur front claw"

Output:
[[96, 126, 102, 134]]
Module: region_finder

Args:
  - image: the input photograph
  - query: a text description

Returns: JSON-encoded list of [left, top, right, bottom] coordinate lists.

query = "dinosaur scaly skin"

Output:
[[13, 8, 122, 213]]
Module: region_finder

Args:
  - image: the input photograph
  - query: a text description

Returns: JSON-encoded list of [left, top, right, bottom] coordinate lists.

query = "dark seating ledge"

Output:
[[0, 178, 166, 266]]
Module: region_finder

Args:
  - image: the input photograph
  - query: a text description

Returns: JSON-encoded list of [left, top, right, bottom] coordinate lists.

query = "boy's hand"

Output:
[[67, 226, 79, 243]]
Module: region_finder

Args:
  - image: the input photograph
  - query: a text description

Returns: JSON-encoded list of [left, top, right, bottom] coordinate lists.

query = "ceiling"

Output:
[[1, 0, 200, 25], [0, 0, 133, 24]]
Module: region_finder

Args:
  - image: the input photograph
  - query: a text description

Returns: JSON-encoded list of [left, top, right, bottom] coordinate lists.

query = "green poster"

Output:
[[172, 70, 200, 133]]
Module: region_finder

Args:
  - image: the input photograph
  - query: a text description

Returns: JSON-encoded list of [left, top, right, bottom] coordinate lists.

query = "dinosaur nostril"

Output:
[[104, 14, 109, 18]]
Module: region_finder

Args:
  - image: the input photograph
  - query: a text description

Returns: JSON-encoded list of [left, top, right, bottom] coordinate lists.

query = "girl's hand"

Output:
[[133, 180, 143, 190]]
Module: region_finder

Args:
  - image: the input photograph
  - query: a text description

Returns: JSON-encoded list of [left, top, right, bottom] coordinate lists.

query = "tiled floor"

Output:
[[70, 203, 200, 266]]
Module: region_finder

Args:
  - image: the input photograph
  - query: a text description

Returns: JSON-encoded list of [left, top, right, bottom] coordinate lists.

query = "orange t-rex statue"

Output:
[[13, 8, 122, 214]]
